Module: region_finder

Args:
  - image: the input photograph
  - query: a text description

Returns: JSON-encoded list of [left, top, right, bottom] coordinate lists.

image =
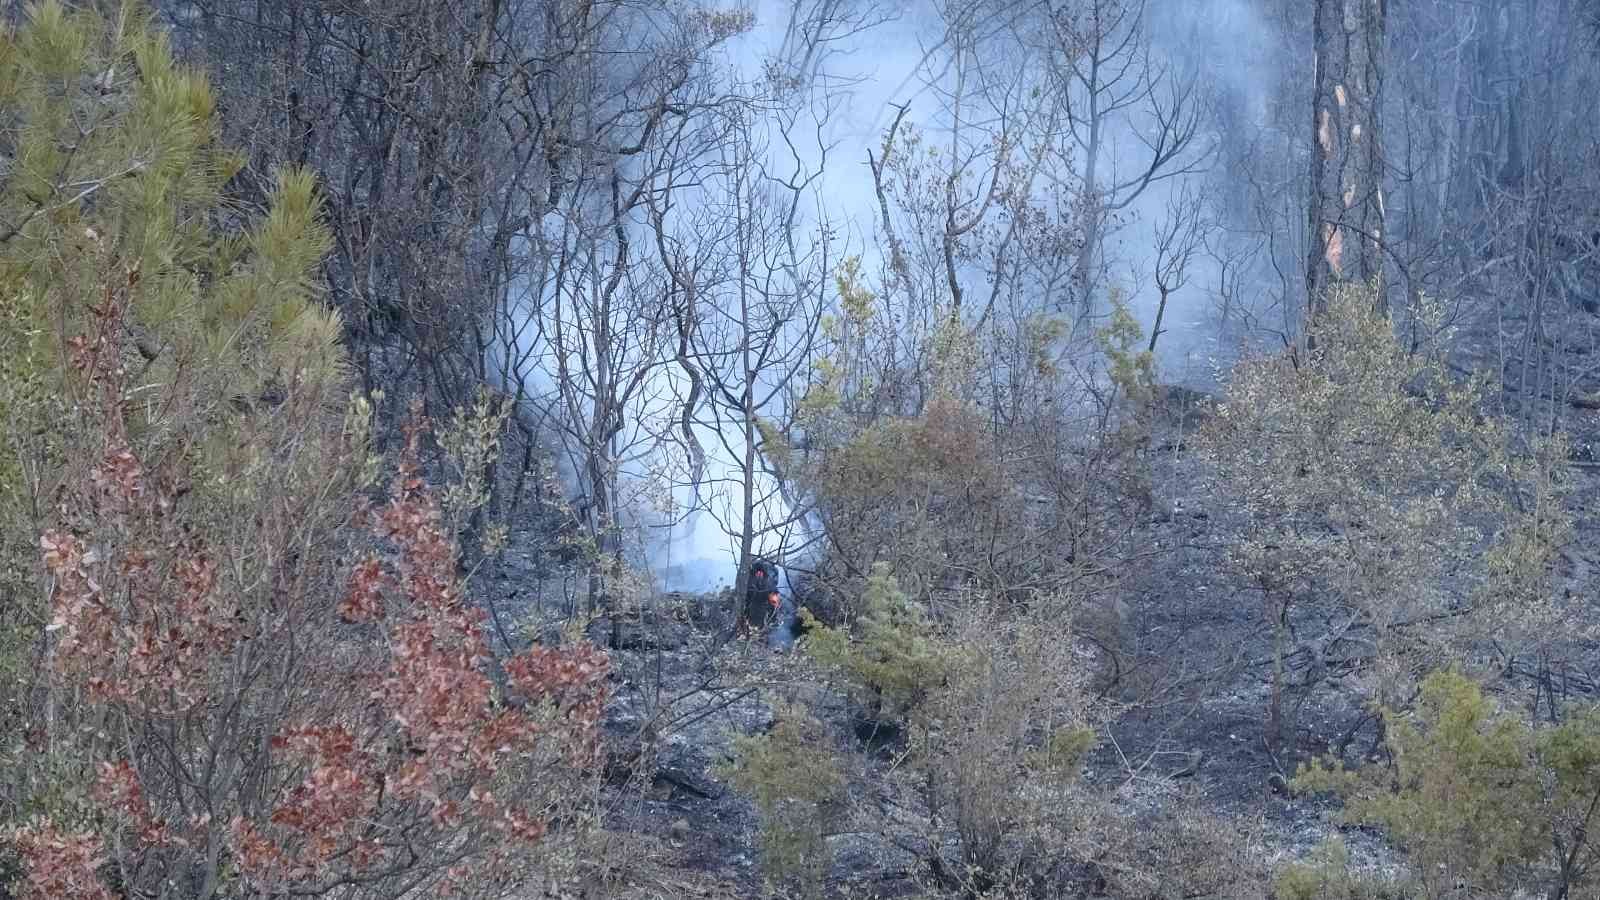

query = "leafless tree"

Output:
[[1146, 182, 1206, 353], [1034, 0, 1210, 316], [655, 102, 839, 597], [860, 0, 1085, 424]]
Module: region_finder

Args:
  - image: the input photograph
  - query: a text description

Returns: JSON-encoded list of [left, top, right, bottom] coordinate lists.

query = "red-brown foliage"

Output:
[[21, 267, 611, 897], [8, 823, 117, 900]]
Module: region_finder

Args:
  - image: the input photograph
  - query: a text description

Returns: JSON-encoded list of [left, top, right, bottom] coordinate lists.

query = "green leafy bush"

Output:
[[1291, 670, 1600, 897], [717, 701, 849, 898], [1273, 837, 1406, 900], [804, 563, 962, 718]]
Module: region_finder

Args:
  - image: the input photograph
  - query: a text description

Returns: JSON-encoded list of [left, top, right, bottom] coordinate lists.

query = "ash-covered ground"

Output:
[[480, 307, 1600, 898]]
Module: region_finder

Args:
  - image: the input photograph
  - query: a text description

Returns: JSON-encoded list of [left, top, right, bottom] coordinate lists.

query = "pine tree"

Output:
[[0, 0, 344, 470]]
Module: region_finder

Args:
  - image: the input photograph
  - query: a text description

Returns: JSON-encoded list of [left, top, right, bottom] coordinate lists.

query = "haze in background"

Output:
[[523, 0, 1282, 593]]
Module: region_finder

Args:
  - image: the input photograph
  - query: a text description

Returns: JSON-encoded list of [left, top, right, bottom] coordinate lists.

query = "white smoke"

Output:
[[498, 0, 1285, 594]]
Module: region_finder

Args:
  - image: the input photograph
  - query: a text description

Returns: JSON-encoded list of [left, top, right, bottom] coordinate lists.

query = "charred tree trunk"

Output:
[[1306, 0, 1389, 321]]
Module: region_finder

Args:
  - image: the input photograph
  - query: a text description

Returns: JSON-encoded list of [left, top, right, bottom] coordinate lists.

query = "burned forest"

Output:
[[6, 0, 1600, 897]]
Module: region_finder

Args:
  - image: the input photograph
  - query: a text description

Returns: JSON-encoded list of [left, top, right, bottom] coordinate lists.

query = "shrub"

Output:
[[796, 272, 1152, 624], [804, 396, 1013, 603], [716, 700, 849, 899], [1062, 801, 1272, 900], [1291, 669, 1600, 897], [1196, 282, 1572, 755], [804, 563, 962, 720], [918, 602, 1094, 883], [806, 569, 1096, 890]]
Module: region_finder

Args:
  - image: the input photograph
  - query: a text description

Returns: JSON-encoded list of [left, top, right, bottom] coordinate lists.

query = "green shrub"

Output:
[[804, 563, 962, 719], [717, 701, 848, 899], [0, 5, 609, 898], [1292, 669, 1600, 897]]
